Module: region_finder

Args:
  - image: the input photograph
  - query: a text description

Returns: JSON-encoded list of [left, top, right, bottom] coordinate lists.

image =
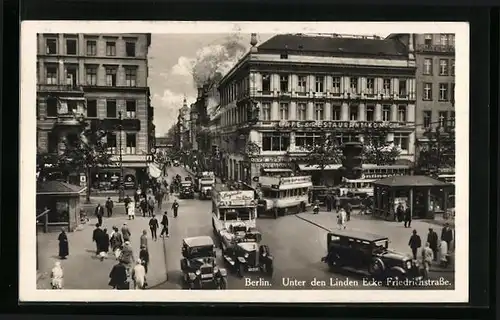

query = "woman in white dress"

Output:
[[128, 201, 135, 220], [51, 261, 64, 289]]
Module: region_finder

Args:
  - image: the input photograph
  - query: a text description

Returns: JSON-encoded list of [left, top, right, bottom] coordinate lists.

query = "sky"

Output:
[[148, 33, 388, 136]]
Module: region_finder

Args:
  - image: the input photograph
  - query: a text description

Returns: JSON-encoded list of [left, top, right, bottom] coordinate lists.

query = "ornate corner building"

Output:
[[210, 33, 419, 188], [36, 33, 154, 189]]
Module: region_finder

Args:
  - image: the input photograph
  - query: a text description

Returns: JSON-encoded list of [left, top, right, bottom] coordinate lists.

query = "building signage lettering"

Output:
[[363, 173, 405, 179], [260, 163, 291, 169], [275, 121, 401, 129], [280, 176, 312, 185], [250, 156, 287, 163]]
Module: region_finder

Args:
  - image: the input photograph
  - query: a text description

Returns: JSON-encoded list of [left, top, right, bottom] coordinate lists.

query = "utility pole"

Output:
[[118, 111, 125, 202]]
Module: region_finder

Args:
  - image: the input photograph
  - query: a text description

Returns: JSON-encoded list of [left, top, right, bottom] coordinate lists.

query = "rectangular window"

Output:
[[86, 40, 97, 56], [423, 58, 433, 75], [349, 105, 358, 121], [439, 83, 449, 101], [366, 78, 375, 95], [335, 133, 357, 145], [106, 100, 117, 118], [46, 97, 58, 117], [66, 39, 77, 55], [440, 34, 448, 46], [382, 105, 391, 121], [450, 111, 455, 127], [423, 83, 433, 101], [262, 74, 271, 92], [280, 75, 289, 92], [65, 66, 78, 87], [451, 83, 455, 103], [332, 104, 341, 120], [366, 105, 375, 121], [107, 133, 117, 153], [398, 105, 407, 122], [423, 111, 432, 128], [295, 132, 322, 149], [262, 133, 290, 151], [106, 41, 116, 56], [48, 132, 59, 153], [424, 34, 432, 45], [45, 66, 57, 84], [383, 78, 391, 95], [314, 103, 324, 120], [279, 103, 289, 120], [398, 79, 407, 97], [439, 59, 449, 76], [126, 133, 137, 154], [451, 59, 455, 76], [315, 76, 324, 92], [126, 100, 137, 118], [297, 76, 307, 93], [106, 67, 117, 86], [332, 77, 341, 95], [86, 66, 97, 86], [125, 68, 137, 87], [297, 103, 307, 120], [393, 133, 409, 153], [438, 111, 448, 127], [86, 99, 97, 118], [350, 77, 358, 93], [261, 102, 271, 121], [46, 38, 57, 54], [126, 42, 136, 57]]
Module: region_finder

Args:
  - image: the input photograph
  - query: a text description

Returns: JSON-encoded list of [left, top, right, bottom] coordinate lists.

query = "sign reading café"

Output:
[[275, 120, 404, 129]]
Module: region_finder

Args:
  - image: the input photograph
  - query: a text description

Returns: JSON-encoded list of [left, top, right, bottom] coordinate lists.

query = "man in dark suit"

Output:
[[426, 228, 439, 261], [95, 204, 104, 225]]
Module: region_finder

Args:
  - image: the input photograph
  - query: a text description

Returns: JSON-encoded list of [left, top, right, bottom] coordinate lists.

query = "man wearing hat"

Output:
[[426, 228, 439, 261], [441, 223, 454, 253]]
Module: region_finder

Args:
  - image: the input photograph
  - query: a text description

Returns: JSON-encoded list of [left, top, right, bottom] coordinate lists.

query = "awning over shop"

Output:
[[262, 168, 293, 173], [298, 164, 341, 171], [148, 163, 162, 179]]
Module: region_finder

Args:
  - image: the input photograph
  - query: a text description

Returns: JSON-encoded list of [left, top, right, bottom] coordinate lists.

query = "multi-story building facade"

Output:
[[388, 33, 455, 182], [177, 98, 191, 150], [36, 33, 153, 189], [213, 33, 417, 187]]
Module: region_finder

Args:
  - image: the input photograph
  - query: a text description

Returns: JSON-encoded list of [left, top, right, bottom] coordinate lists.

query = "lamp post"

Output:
[[118, 111, 125, 202]]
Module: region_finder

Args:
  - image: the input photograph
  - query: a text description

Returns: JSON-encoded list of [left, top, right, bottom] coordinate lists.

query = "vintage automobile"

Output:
[[179, 181, 195, 199], [321, 230, 423, 284], [180, 236, 228, 289], [221, 228, 273, 277]]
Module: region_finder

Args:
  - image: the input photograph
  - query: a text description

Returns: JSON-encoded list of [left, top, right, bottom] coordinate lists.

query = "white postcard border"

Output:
[[20, 21, 469, 303]]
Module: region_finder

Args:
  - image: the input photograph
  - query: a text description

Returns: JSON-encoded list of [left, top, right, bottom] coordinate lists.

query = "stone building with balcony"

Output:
[[387, 33, 455, 183], [213, 33, 417, 188], [36, 33, 153, 190]]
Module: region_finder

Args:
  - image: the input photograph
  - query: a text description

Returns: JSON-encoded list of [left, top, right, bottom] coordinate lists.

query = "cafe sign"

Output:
[[362, 173, 405, 179], [275, 120, 403, 129]]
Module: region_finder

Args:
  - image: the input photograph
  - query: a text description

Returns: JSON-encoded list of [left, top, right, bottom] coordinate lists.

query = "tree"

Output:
[[361, 127, 401, 165], [305, 132, 343, 185], [415, 126, 455, 176], [57, 118, 114, 203]]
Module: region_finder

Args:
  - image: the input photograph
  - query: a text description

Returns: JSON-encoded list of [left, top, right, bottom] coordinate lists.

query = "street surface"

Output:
[[37, 165, 454, 290]]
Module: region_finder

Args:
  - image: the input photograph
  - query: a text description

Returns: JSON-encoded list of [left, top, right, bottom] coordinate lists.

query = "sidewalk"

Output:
[[37, 209, 171, 289], [296, 211, 454, 273]]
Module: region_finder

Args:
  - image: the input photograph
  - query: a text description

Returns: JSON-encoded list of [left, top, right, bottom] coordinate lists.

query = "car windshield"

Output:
[[222, 208, 251, 221], [188, 245, 214, 258]]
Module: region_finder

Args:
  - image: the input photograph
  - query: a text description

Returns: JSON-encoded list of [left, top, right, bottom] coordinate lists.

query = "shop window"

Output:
[[262, 132, 290, 151]]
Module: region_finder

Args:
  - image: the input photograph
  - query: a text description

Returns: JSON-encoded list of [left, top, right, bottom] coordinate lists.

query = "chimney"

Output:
[[250, 33, 258, 53], [197, 87, 203, 98]]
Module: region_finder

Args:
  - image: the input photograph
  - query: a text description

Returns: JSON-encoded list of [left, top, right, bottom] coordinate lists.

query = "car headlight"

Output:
[[406, 261, 412, 269], [213, 266, 219, 273], [195, 270, 201, 275], [262, 252, 267, 257], [244, 253, 249, 258]]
